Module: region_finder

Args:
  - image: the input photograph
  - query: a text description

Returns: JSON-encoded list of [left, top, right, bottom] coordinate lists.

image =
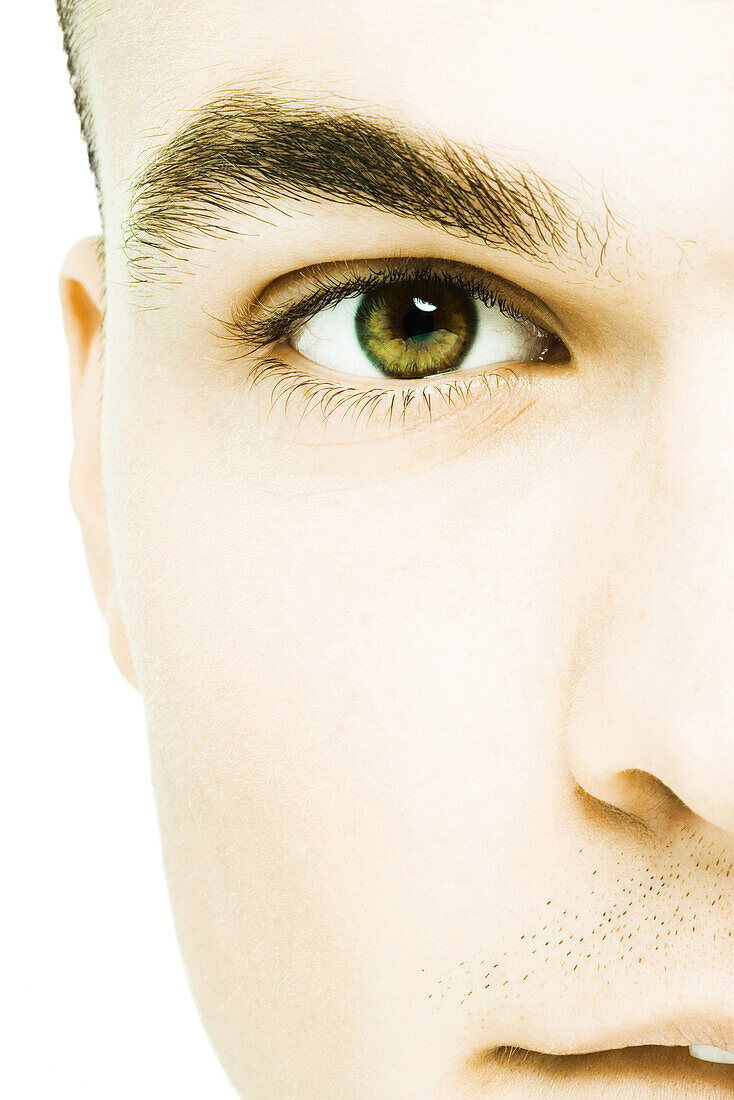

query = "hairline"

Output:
[[56, 0, 103, 222]]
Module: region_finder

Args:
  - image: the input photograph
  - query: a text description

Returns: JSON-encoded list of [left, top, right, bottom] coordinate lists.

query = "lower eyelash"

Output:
[[242, 355, 519, 434]]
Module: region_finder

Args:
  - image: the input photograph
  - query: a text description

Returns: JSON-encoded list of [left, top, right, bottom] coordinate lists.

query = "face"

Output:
[[60, 0, 734, 1095]]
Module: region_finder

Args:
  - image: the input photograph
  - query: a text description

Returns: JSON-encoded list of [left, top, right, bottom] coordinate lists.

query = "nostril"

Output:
[[574, 769, 691, 836], [623, 771, 689, 827]]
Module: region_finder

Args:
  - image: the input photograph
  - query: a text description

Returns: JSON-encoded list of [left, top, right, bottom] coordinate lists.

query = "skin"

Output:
[[59, 1, 734, 1096]]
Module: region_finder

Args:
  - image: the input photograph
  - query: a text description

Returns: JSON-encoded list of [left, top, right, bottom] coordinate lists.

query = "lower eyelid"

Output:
[[240, 352, 536, 440]]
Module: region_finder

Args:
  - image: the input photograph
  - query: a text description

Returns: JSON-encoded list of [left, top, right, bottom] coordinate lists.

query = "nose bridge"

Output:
[[651, 306, 734, 518], [648, 328, 734, 664], [565, 323, 734, 837]]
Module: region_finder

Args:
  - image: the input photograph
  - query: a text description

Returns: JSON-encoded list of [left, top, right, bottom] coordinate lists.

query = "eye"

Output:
[[220, 256, 571, 436], [290, 273, 565, 381]]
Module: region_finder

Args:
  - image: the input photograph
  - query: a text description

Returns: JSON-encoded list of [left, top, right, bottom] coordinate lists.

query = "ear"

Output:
[[60, 236, 138, 690]]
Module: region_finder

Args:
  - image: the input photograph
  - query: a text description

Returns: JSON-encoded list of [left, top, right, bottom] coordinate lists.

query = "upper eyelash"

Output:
[[219, 256, 545, 355]]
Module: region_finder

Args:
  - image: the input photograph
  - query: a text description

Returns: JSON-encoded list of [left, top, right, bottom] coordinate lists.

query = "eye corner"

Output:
[[540, 337, 572, 366]]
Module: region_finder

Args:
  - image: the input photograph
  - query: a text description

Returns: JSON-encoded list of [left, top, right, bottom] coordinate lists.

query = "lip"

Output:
[[470, 1001, 734, 1096], [485, 1043, 734, 1095], [529, 1009, 734, 1058]]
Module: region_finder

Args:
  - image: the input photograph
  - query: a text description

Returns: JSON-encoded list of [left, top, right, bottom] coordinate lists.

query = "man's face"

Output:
[[63, 0, 734, 1095]]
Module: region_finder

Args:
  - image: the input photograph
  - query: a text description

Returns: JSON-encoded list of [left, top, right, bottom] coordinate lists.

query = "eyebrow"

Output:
[[123, 89, 624, 279]]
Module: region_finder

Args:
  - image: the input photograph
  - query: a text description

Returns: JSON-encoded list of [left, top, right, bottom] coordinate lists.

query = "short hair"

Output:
[[56, 0, 102, 210]]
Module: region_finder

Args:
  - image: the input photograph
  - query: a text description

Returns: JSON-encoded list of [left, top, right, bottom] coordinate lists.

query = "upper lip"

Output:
[[530, 1007, 734, 1058]]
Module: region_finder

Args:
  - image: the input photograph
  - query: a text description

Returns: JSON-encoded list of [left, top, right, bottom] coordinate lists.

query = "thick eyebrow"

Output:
[[122, 89, 622, 280]]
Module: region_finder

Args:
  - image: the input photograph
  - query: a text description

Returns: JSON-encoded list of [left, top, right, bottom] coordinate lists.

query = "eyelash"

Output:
[[217, 257, 561, 434]]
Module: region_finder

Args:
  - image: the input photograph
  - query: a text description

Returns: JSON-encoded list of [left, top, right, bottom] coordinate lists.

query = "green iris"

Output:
[[354, 280, 478, 379]]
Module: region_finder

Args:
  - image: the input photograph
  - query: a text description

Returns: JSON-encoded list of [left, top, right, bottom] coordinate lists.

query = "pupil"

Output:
[[403, 297, 439, 341]]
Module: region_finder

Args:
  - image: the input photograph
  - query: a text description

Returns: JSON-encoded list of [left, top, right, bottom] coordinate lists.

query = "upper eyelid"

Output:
[[216, 255, 564, 355]]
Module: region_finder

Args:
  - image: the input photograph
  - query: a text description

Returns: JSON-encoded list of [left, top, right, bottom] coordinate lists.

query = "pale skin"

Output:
[[59, 1, 734, 1096]]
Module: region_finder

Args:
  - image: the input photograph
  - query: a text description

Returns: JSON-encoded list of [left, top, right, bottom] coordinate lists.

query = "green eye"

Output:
[[288, 268, 565, 382], [354, 280, 478, 380], [223, 256, 571, 436]]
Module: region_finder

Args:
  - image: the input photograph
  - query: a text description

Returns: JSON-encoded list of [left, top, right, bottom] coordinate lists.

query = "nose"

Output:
[[563, 325, 734, 839]]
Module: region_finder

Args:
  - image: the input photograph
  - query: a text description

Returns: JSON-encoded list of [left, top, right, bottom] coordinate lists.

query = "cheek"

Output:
[[103, 343, 570, 800], [100, 329, 623, 1088], [104, 357, 568, 863]]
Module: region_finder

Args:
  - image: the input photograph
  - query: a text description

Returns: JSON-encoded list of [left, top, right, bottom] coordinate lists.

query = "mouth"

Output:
[[484, 1043, 734, 1095], [471, 1015, 734, 1096]]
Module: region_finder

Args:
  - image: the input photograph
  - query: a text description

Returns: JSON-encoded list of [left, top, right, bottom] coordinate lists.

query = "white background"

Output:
[[3, 5, 236, 1096]]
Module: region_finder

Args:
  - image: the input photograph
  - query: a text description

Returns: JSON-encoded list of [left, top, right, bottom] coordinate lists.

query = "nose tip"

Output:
[[561, 530, 734, 839], [564, 642, 734, 842]]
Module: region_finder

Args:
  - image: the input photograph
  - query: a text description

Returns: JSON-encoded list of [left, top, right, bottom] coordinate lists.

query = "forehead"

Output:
[[88, 0, 734, 262]]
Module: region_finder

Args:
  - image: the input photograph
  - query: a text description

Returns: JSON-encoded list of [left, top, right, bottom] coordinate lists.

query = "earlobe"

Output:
[[60, 236, 139, 691]]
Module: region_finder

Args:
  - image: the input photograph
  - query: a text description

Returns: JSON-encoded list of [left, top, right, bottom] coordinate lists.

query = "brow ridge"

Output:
[[122, 88, 613, 280]]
